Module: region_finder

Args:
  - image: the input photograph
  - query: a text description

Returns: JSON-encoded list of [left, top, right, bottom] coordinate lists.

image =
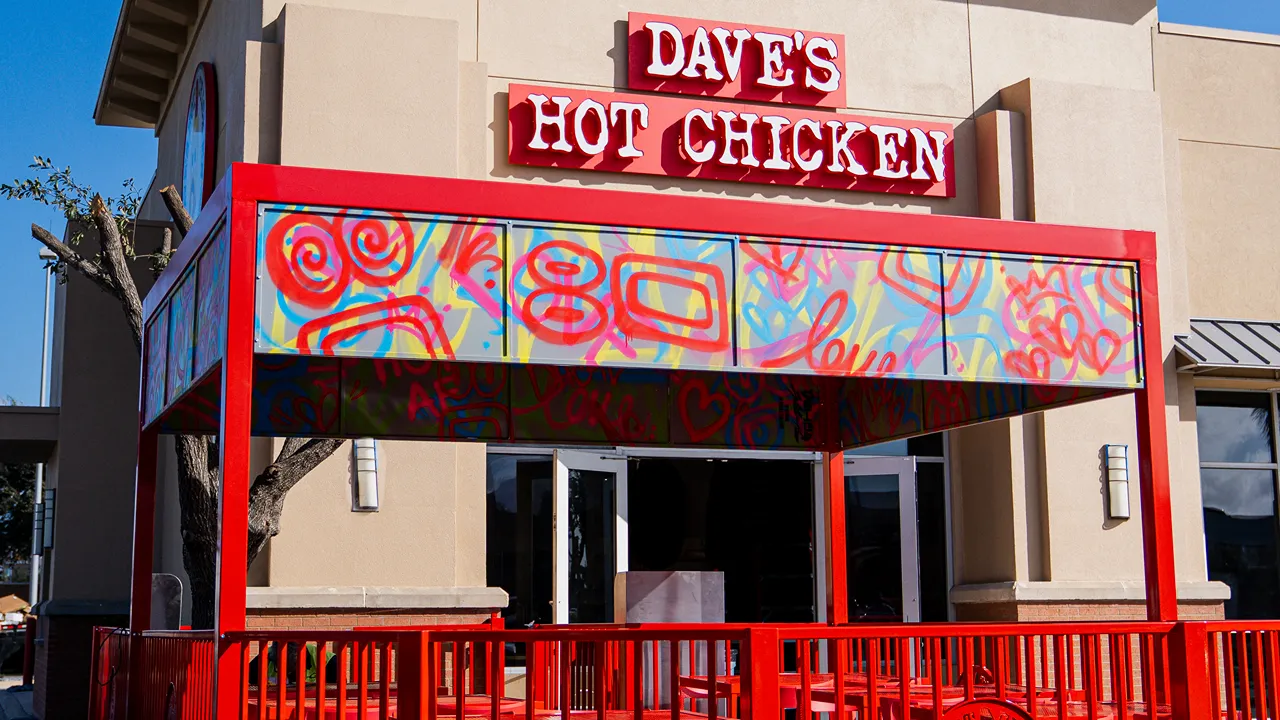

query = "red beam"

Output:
[[227, 162, 1155, 263], [823, 451, 848, 624], [1134, 257, 1178, 623], [211, 196, 257, 716], [128, 427, 158, 631]]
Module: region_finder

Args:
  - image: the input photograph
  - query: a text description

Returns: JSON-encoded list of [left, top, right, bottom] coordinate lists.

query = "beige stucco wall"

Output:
[[1155, 27, 1280, 321], [42, 223, 167, 606], [125, 0, 1266, 611], [139, 0, 258, 223], [266, 440, 487, 588]]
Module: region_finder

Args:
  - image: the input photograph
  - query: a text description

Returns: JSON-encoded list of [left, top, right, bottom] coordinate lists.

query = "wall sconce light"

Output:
[[1103, 444, 1130, 520], [42, 489, 56, 548], [31, 501, 43, 557], [351, 439, 380, 512]]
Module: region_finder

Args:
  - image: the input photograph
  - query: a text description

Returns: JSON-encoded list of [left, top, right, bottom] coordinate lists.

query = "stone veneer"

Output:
[[950, 581, 1230, 621], [245, 586, 508, 630]]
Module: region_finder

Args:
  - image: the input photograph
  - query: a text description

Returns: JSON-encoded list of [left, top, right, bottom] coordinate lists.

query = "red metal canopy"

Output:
[[126, 163, 1178, 716]]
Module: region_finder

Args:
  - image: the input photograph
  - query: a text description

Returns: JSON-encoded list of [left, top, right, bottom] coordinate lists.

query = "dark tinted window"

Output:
[[1197, 392, 1274, 464]]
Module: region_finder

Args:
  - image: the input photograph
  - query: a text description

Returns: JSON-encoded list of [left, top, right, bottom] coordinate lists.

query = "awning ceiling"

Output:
[[1175, 318, 1280, 377]]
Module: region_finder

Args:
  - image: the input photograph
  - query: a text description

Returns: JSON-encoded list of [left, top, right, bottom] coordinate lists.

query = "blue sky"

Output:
[[0, 0, 157, 405], [0, 1, 1278, 405]]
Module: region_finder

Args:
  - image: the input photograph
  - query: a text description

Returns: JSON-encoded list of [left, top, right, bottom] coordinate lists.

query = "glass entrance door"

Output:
[[553, 451, 628, 624], [844, 456, 920, 622]]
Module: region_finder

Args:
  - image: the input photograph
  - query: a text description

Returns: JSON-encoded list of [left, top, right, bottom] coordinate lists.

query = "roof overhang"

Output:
[[1175, 318, 1280, 379], [94, 0, 203, 128], [0, 406, 58, 464]]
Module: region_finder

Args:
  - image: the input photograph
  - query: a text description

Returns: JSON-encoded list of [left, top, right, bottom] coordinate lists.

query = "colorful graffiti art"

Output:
[[194, 219, 228, 377], [738, 239, 944, 379], [256, 205, 504, 362], [144, 309, 169, 424], [166, 269, 197, 404], [345, 358, 509, 440], [245, 357, 1120, 449], [944, 255, 1139, 386], [508, 225, 734, 370], [254, 204, 1141, 392], [251, 356, 341, 436]]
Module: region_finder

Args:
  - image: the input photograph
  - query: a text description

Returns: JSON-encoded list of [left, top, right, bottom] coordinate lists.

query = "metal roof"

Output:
[[1175, 318, 1280, 374]]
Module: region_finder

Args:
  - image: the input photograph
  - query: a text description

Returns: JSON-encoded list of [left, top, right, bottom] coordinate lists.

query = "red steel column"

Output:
[[129, 426, 159, 631], [1134, 257, 1178, 622], [212, 195, 257, 716], [823, 451, 848, 624], [1167, 622, 1212, 720], [126, 425, 159, 715], [742, 627, 780, 720]]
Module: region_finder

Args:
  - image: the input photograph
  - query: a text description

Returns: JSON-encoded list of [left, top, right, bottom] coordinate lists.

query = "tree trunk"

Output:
[[174, 435, 220, 628], [16, 178, 351, 629]]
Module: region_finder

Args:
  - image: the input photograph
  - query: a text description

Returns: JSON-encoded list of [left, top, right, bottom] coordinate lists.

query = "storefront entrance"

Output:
[[487, 446, 948, 631]]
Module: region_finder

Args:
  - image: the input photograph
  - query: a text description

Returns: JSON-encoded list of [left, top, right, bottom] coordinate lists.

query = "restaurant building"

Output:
[[14, 0, 1280, 717]]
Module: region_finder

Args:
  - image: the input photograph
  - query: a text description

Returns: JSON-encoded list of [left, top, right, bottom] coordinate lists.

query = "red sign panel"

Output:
[[508, 83, 955, 198], [627, 13, 846, 108]]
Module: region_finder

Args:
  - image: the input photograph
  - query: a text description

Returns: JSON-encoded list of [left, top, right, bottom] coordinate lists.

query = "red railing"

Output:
[[774, 622, 1176, 719], [430, 624, 752, 720], [89, 620, 1280, 719], [134, 630, 217, 720], [89, 627, 130, 720], [87, 628, 215, 720], [230, 630, 405, 720], [1206, 620, 1280, 720]]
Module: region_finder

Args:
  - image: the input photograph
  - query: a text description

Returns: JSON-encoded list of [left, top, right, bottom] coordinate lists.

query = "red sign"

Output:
[[508, 83, 955, 198], [627, 13, 846, 108]]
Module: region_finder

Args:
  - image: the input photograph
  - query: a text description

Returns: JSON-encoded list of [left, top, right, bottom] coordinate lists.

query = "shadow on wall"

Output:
[[940, 0, 1155, 25]]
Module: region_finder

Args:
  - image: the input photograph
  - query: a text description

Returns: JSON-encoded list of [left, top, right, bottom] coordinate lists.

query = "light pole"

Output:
[[30, 247, 54, 606]]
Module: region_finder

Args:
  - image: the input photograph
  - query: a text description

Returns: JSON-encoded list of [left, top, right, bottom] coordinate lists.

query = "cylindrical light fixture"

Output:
[[42, 489, 56, 548], [1104, 444, 1130, 520], [351, 438, 380, 512]]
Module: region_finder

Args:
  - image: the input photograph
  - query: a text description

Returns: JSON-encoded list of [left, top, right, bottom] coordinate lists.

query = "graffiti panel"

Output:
[[508, 224, 734, 371], [737, 239, 944, 379], [511, 365, 670, 444], [161, 377, 220, 434], [344, 359, 508, 440], [247, 358, 1126, 449], [144, 308, 169, 424], [166, 269, 197, 404], [256, 205, 505, 362], [251, 356, 341, 435], [670, 371, 827, 449], [194, 219, 228, 376], [943, 255, 1139, 387], [839, 378, 925, 446], [251, 203, 1142, 392]]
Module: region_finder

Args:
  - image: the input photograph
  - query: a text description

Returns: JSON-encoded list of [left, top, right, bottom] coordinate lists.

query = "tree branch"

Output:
[[160, 185, 193, 237], [91, 196, 144, 350], [255, 438, 347, 499], [30, 223, 118, 295], [246, 438, 347, 565]]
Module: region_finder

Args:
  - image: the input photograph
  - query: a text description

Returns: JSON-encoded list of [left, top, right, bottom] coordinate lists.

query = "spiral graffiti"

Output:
[[264, 213, 351, 309], [338, 214, 414, 287]]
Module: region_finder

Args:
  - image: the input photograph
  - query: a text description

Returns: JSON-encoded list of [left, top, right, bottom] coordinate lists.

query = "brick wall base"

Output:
[[33, 611, 127, 720], [247, 607, 494, 630], [954, 600, 1225, 622]]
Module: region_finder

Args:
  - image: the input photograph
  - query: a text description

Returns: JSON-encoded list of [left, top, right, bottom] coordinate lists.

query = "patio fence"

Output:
[[87, 620, 1280, 719]]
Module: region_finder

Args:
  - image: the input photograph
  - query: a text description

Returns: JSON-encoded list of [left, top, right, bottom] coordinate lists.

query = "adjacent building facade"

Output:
[[15, 0, 1280, 716]]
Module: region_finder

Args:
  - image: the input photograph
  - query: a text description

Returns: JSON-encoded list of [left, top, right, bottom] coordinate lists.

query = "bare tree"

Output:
[[3, 158, 343, 627]]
